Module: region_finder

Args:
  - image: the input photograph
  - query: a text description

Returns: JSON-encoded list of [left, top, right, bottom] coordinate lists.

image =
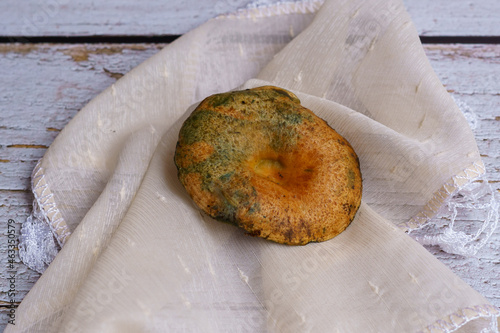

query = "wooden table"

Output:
[[1, 0, 499, 330]]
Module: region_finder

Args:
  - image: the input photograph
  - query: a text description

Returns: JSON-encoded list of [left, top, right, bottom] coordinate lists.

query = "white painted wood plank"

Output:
[[424, 45, 500, 185], [0, 44, 165, 328], [0, 43, 499, 329], [404, 0, 500, 37], [422, 44, 500, 309], [0, 0, 499, 37]]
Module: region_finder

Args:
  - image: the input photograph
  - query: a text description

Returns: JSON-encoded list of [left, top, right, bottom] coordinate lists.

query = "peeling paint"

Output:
[[6, 144, 48, 149], [62, 46, 90, 62], [0, 44, 39, 54], [424, 44, 500, 61], [103, 67, 124, 80], [59, 45, 158, 62]]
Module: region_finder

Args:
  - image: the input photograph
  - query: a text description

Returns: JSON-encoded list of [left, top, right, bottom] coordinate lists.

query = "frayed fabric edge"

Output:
[[18, 158, 71, 273], [400, 160, 499, 257]]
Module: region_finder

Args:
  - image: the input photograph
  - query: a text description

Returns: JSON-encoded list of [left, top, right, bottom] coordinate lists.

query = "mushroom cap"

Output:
[[175, 86, 362, 245]]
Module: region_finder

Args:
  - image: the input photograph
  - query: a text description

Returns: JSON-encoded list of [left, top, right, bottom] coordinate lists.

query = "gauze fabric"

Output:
[[8, 0, 499, 332]]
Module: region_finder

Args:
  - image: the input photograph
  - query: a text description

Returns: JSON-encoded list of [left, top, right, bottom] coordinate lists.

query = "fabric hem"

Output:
[[30, 158, 71, 246], [214, 0, 324, 20], [418, 303, 499, 333]]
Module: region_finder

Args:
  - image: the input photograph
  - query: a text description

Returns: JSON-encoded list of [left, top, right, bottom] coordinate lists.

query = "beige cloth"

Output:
[[7, 0, 499, 332]]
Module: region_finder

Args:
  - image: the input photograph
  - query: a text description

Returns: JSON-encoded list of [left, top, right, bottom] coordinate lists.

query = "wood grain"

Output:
[[421, 44, 500, 309], [0, 43, 499, 329], [1, 0, 499, 38], [0, 43, 166, 328]]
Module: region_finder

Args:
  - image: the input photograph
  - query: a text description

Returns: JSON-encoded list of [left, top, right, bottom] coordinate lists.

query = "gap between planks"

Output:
[[2, 35, 500, 44]]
